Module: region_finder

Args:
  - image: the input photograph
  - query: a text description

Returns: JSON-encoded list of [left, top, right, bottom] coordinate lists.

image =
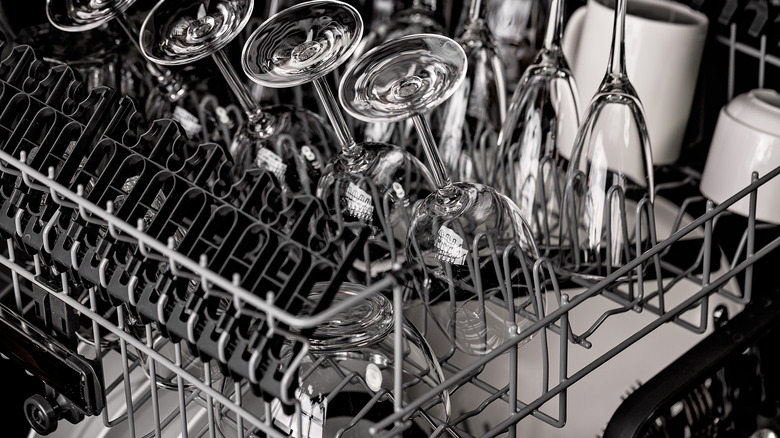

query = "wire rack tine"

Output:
[[0, 143, 399, 328]]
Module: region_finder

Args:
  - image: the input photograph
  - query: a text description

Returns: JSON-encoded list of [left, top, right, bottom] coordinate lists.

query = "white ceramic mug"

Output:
[[562, 0, 708, 165], [700, 89, 780, 224]]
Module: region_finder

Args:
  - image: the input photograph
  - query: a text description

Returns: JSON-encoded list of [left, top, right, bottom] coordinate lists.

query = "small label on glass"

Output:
[[172, 106, 202, 138], [435, 226, 469, 265], [256, 147, 288, 181], [344, 182, 374, 221]]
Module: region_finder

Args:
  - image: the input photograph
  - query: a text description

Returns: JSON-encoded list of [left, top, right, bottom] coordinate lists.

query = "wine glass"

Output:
[[484, 0, 549, 90], [559, 0, 654, 279], [350, 0, 444, 66], [15, 22, 124, 94], [140, 0, 335, 196], [354, 0, 445, 147], [384, 0, 444, 42], [45, 0, 200, 137], [494, 0, 580, 254], [242, 0, 436, 277], [341, 34, 542, 356], [215, 283, 450, 437], [348, 0, 393, 67], [436, 0, 507, 185], [136, 333, 223, 393]]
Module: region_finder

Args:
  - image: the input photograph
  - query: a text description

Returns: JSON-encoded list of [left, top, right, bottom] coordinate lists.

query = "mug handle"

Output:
[[561, 6, 586, 66]]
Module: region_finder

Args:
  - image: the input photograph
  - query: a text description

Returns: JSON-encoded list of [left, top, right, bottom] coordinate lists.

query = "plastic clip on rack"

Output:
[[0, 38, 372, 434]]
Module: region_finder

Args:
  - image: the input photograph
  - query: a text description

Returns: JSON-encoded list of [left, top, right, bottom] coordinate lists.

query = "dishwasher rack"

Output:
[[0, 1, 779, 437], [602, 289, 780, 437]]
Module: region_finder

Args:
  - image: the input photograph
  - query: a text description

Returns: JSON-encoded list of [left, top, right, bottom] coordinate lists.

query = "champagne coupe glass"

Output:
[[437, 0, 507, 185], [216, 283, 451, 437], [242, 0, 436, 277], [341, 34, 541, 356], [46, 0, 198, 134], [560, 0, 654, 279], [140, 0, 335, 195], [494, 0, 580, 254]]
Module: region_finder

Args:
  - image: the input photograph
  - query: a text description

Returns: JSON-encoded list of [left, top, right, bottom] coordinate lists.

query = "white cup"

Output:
[[562, 0, 708, 165], [700, 89, 780, 224]]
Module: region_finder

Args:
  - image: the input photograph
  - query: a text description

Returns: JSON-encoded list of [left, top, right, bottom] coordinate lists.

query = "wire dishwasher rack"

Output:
[[0, 1, 779, 437]]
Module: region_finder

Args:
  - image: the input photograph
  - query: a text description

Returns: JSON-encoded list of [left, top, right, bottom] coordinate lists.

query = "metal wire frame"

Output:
[[719, 22, 780, 101], [0, 141, 417, 436], [4, 129, 780, 438], [0, 252, 415, 438], [376, 167, 780, 438]]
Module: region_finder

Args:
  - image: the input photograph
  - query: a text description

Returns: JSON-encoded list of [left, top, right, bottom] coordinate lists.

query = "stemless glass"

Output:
[[437, 0, 507, 185], [140, 0, 335, 195], [494, 0, 580, 254], [242, 0, 436, 277], [341, 34, 542, 356], [45, 0, 202, 136], [559, 0, 654, 279], [215, 284, 451, 437]]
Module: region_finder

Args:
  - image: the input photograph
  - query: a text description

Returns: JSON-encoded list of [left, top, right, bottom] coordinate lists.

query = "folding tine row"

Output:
[[0, 40, 371, 418]]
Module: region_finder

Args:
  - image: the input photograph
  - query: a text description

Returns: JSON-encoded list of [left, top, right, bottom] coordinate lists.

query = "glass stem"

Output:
[[606, 0, 628, 80], [312, 77, 360, 157], [412, 114, 457, 199], [211, 50, 262, 120], [542, 0, 564, 50]]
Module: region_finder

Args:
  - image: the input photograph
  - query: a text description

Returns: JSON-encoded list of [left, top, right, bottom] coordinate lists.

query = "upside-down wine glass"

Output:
[[242, 0, 436, 277], [341, 34, 542, 356], [350, 0, 444, 69], [357, 0, 445, 146], [45, 0, 204, 137], [559, 0, 654, 280], [437, 0, 507, 185], [215, 283, 451, 437], [485, 0, 549, 90], [384, 0, 444, 41], [348, 0, 393, 68], [140, 0, 335, 196], [494, 0, 580, 255]]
